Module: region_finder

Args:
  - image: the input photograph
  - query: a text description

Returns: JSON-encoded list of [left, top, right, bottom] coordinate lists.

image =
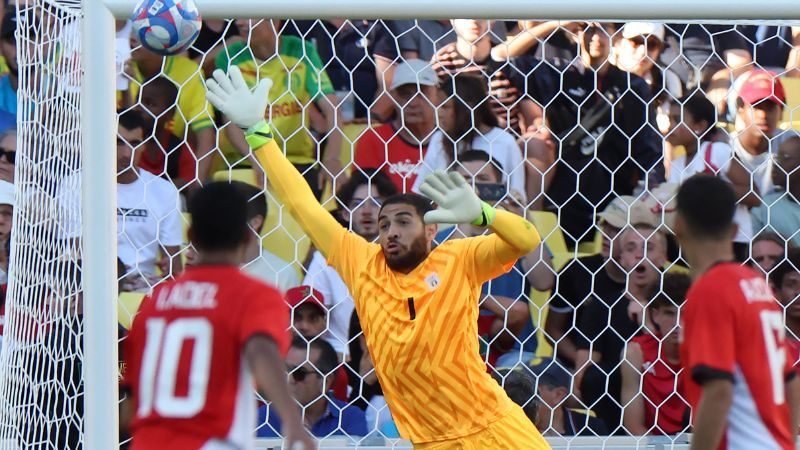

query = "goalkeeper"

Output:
[[207, 67, 549, 449]]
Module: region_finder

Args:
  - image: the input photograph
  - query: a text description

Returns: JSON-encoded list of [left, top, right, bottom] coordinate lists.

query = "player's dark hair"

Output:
[[676, 175, 737, 240], [770, 248, 800, 289], [458, 149, 504, 181], [118, 109, 149, 134], [493, 369, 538, 424], [379, 193, 435, 221], [142, 77, 179, 106], [188, 182, 249, 252], [680, 91, 717, 143], [650, 273, 692, 310], [337, 169, 398, 211], [291, 336, 338, 378], [229, 181, 267, 233]]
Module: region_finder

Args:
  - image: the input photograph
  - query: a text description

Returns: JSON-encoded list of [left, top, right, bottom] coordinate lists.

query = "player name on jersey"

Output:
[[739, 277, 774, 304], [155, 281, 219, 310]]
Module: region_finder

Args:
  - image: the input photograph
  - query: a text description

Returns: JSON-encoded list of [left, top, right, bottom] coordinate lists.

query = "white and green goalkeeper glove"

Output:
[[418, 171, 496, 227], [205, 66, 274, 148]]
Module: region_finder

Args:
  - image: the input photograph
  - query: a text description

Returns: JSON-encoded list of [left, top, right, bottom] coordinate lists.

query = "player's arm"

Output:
[[690, 378, 734, 450], [205, 67, 347, 259], [620, 343, 647, 436], [244, 334, 315, 450]]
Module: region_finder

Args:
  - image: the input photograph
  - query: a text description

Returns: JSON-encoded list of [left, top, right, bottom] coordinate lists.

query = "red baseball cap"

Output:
[[739, 70, 786, 106], [286, 285, 326, 314]]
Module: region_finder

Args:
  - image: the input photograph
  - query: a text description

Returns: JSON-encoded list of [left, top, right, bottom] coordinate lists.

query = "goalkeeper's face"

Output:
[[378, 204, 436, 273]]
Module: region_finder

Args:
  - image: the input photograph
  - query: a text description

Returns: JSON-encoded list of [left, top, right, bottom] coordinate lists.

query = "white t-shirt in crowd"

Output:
[[730, 130, 793, 197], [669, 141, 751, 243], [117, 170, 182, 276], [242, 250, 300, 293], [304, 250, 354, 356], [411, 127, 525, 197]]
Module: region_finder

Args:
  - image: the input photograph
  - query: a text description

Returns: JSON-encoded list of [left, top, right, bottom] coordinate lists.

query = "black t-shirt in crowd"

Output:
[[549, 254, 627, 353], [576, 290, 641, 368], [508, 56, 663, 243], [187, 20, 239, 60], [665, 24, 749, 89]]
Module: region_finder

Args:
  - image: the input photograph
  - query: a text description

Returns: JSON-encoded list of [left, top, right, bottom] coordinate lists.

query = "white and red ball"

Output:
[[131, 0, 201, 56]]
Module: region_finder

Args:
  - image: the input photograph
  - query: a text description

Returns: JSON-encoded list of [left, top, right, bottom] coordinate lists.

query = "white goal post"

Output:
[[10, 0, 796, 449]]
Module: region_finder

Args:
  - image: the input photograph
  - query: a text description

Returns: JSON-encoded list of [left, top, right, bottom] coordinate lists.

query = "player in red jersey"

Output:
[[121, 182, 315, 450], [675, 175, 799, 450]]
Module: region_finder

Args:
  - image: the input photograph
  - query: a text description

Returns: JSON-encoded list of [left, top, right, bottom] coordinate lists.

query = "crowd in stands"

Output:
[[5, 6, 800, 442]]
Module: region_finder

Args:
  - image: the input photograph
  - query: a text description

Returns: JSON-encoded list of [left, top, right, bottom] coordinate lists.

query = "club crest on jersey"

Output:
[[425, 272, 440, 291]]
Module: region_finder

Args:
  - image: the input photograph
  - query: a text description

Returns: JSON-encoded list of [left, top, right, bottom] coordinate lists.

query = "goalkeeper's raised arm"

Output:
[[206, 66, 345, 258]]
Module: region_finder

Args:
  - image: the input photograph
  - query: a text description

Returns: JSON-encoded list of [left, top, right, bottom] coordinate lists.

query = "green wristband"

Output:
[[244, 119, 274, 149], [471, 201, 496, 227]]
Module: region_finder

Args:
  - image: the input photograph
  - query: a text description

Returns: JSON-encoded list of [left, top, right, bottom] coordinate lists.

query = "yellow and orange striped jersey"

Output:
[[328, 228, 516, 443]]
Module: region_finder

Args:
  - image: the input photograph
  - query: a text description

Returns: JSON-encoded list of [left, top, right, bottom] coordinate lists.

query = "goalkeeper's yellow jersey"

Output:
[[327, 230, 518, 442]]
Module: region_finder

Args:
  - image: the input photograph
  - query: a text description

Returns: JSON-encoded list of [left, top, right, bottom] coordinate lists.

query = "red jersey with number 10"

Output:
[[124, 266, 290, 450], [680, 263, 794, 450]]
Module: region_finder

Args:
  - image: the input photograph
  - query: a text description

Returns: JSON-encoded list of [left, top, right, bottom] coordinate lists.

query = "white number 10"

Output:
[[760, 310, 787, 405], [138, 317, 213, 418]]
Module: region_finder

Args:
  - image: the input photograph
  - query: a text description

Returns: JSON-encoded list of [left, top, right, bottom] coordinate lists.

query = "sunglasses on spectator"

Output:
[[288, 366, 318, 383], [117, 137, 144, 148], [0, 147, 15, 165]]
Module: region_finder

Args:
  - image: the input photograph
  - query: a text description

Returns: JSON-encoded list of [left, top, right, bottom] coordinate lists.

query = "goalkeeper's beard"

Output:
[[383, 234, 429, 273]]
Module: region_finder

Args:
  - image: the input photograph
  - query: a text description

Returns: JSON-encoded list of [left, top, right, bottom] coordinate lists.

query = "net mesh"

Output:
[[0, 4, 799, 448]]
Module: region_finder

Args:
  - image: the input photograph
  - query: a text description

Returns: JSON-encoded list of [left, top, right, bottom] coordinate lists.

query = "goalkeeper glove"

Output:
[[418, 171, 496, 227], [205, 66, 274, 147]]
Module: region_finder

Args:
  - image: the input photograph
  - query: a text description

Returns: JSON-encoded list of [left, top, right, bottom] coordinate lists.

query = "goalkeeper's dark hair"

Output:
[[188, 182, 249, 251], [379, 193, 435, 220], [676, 174, 737, 240], [229, 181, 267, 233], [118, 109, 148, 134], [291, 335, 338, 378]]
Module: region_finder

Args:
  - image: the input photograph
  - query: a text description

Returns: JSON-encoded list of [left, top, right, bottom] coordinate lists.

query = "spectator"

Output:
[[737, 25, 797, 73], [666, 91, 751, 260], [614, 22, 683, 134], [750, 232, 789, 276], [0, 127, 14, 183], [116, 110, 183, 290], [188, 19, 241, 71], [287, 285, 328, 341], [0, 180, 11, 284], [127, 44, 216, 184], [544, 196, 656, 368], [770, 249, 800, 361], [231, 181, 299, 292], [491, 21, 581, 62], [443, 150, 553, 368], [621, 273, 691, 436], [0, 11, 19, 116], [752, 135, 800, 247], [492, 368, 539, 424], [727, 70, 790, 201], [530, 360, 608, 436], [412, 74, 525, 197], [257, 337, 367, 438], [431, 20, 529, 133], [392, 20, 508, 63], [353, 59, 437, 192], [216, 19, 341, 198], [136, 77, 198, 192], [520, 22, 663, 244], [574, 224, 665, 432]]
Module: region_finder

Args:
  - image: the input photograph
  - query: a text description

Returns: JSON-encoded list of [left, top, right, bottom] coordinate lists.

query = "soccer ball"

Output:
[[131, 0, 202, 56]]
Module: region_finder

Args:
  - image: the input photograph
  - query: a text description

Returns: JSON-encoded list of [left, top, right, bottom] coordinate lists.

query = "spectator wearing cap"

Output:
[[621, 273, 691, 436], [518, 22, 663, 245], [257, 337, 367, 438], [411, 74, 525, 197], [770, 248, 800, 370], [751, 135, 800, 247], [530, 360, 608, 436], [727, 70, 790, 201], [0, 127, 15, 183], [750, 232, 789, 276], [666, 91, 752, 260], [0, 180, 12, 284], [229, 181, 299, 293], [544, 196, 653, 368], [0, 11, 19, 116], [353, 59, 437, 192]]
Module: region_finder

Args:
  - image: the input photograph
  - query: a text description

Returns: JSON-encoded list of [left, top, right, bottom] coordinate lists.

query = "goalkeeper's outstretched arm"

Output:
[[205, 67, 346, 258]]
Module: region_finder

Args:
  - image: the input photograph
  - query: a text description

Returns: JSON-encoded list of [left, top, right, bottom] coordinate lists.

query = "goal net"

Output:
[[0, 0, 799, 448]]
